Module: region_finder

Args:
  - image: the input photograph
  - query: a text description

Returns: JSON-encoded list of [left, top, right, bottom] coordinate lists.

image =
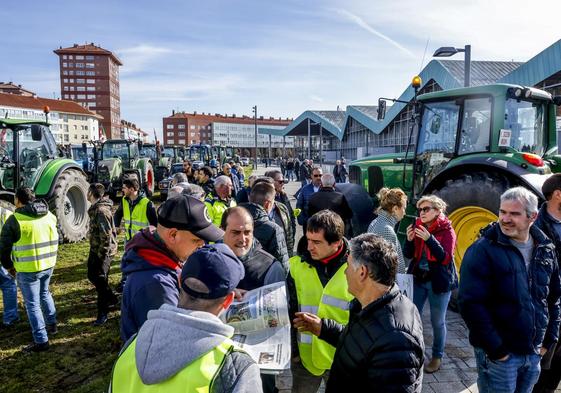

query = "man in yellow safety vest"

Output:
[[111, 244, 263, 393], [114, 178, 157, 293], [287, 210, 354, 393], [0, 187, 58, 352]]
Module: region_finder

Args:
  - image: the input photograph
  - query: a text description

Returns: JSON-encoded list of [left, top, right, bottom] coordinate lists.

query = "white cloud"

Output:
[[333, 8, 417, 59], [116, 44, 176, 74]]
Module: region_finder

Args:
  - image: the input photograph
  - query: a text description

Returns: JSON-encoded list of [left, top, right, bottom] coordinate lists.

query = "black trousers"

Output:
[[87, 252, 117, 315], [532, 339, 561, 393]]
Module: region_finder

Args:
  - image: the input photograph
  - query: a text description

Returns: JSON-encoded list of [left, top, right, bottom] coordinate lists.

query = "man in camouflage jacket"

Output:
[[87, 183, 119, 326]]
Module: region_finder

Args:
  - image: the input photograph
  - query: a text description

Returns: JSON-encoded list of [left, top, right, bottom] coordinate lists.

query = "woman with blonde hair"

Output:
[[368, 187, 408, 273], [404, 194, 457, 374]]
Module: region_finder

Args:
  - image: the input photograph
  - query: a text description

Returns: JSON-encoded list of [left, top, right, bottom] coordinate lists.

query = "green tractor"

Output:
[[154, 145, 184, 186], [0, 119, 89, 242], [350, 79, 561, 273], [96, 139, 155, 198]]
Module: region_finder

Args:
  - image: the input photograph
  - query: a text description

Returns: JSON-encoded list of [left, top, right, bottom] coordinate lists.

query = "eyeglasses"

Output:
[[417, 206, 434, 214], [313, 174, 322, 178], [275, 179, 285, 183]]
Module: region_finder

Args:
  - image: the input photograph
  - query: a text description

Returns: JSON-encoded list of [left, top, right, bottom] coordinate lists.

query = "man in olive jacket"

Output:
[[294, 233, 424, 392], [87, 183, 119, 326]]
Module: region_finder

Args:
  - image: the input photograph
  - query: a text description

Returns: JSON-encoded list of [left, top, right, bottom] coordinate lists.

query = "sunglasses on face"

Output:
[[313, 174, 322, 178], [417, 206, 434, 213]]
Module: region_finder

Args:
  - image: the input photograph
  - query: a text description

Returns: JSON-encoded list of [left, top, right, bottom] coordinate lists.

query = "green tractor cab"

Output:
[[351, 81, 561, 275], [154, 145, 184, 187], [0, 118, 89, 242], [97, 139, 155, 198]]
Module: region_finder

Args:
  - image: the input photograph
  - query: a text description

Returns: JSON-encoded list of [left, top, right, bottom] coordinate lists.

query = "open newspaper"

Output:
[[220, 282, 291, 374]]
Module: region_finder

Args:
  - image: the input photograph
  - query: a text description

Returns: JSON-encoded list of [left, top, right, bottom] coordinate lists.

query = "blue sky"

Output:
[[1, 0, 560, 139]]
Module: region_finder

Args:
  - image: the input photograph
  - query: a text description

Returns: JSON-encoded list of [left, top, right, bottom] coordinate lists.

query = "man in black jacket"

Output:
[[532, 174, 561, 393], [307, 173, 353, 237], [241, 182, 289, 273], [459, 187, 561, 393], [294, 233, 424, 392], [265, 170, 296, 257]]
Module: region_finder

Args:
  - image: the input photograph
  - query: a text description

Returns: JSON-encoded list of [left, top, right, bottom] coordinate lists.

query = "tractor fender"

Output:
[[33, 159, 86, 199], [424, 158, 548, 200]]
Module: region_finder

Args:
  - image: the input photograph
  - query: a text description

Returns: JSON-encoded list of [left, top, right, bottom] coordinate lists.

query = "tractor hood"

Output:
[[98, 158, 122, 182]]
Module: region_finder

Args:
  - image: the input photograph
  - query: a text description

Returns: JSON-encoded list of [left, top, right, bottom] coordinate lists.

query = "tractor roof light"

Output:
[[412, 75, 422, 89], [524, 88, 532, 99], [43, 106, 50, 114], [522, 152, 544, 167]]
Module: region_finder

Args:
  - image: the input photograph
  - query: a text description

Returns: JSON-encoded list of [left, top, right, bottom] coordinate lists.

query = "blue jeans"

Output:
[[0, 267, 19, 325], [413, 280, 451, 359], [17, 268, 57, 344], [474, 347, 541, 393]]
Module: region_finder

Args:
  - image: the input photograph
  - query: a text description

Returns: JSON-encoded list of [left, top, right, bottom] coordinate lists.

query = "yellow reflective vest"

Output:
[[123, 197, 150, 241], [204, 197, 236, 227], [289, 255, 354, 376], [111, 337, 234, 393], [12, 211, 58, 273]]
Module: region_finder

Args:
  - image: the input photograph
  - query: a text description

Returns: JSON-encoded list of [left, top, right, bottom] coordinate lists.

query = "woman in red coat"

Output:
[[404, 195, 458, 374]]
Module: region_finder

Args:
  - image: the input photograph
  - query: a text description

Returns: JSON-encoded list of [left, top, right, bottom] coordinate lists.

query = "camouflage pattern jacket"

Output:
[[88, 197, 118, 259]]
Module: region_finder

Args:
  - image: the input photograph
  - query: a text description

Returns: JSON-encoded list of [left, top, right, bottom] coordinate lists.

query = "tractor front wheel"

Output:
[[49, 169, 89, 242]]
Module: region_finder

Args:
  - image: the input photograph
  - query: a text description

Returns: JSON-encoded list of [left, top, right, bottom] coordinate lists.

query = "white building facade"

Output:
[[212, 122, 294, 148]]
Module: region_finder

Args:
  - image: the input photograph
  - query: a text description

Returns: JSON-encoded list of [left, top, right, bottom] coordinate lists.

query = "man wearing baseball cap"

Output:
[[111, 244, 263, 393], [120, 195, 224, 342]]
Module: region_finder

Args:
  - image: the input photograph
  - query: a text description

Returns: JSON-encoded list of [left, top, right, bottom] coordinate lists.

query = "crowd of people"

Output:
[[0, 158, 560, 393]]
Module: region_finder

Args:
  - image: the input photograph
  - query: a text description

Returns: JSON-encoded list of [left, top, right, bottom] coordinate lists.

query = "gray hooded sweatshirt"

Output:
[[112, 304, 263, 393]]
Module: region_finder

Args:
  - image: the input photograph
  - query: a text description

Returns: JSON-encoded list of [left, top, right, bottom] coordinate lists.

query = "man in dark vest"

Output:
[[221, 206, 285, 393]]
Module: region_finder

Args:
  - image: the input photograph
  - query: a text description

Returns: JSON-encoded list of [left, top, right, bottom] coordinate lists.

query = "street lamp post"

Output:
[[307, 118, 311, 159], [433, 44, 471, 87], [252, 105, 257, 169]]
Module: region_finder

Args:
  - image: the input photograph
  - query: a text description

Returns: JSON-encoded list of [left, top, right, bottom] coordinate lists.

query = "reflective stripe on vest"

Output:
[[289, 255, 354, 375], [204, 198, 237, 227], [123, 197, 150, 241], [111, 337, 234, 393], [12, 212, 58, 273]]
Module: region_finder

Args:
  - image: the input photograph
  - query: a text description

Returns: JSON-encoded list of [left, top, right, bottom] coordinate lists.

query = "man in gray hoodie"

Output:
[[110, 244, 263, 393]]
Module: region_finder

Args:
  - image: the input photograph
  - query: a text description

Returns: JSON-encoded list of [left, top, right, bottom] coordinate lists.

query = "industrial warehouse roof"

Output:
[[279, 110, 347, 140], [259, 38, 561, 139]]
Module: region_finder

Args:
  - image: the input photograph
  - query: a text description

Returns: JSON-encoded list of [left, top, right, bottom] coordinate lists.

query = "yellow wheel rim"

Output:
[[449, 206, 497, 278]]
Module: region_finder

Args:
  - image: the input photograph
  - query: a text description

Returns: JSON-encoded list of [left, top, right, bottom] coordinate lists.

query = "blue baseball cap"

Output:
[[180, 244, 245, 299]]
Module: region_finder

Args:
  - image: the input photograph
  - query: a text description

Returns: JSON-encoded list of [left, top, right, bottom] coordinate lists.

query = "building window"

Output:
[[62, 62, 68, 67], [86, 55, 94, 60], [86, 71, 95, 76], [74, 134, 78, 140], [63, 70, 68, 75], [70, 95, 75, 99], [178, 132, 185, 136], [68, 63, 74, 67], [178, 124, 185, 129], [69, 79, 74, 83], [75, 55, 84, 60], [63, 86, 69, 91], [86, 79, 95, 84], [77, 94, 86, 99], [68, 71, 74, 76], [68, 55, 73, 60], [167, 132, 174, 137], [77, 86, 85, 91], [76, 71, 85, 76], [87, 86, 95, 91], [63, 78, 68, 83], [86, 63, 95, 68], [178, 140, 185, 144], [63, 55, 67, 60], [69, 86, 75, 91], [64, 94, 69, 99], [75, 63, 84, 68], [190, 125, 195, 130], [166, 124, 174, 129], [87, 94, 96, 99], [76, 79, 85, 84]]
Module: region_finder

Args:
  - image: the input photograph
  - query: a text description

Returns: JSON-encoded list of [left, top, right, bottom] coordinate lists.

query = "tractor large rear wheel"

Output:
[[143, 162, 155, 198], [434, 173, 510, 309], [49, 169, 89, 242]]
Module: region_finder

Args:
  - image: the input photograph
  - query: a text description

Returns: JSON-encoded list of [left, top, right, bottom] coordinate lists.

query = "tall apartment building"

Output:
[[162, 111, 293, 155], [0, 92, 102, 143], [54, 43, 122, 139]]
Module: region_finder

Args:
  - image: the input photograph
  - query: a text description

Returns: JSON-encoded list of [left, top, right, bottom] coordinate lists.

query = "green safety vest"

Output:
[[111, 337, 235, 393], [204, 198, 236, 227], [123, 197, 150, 241], [289, 255, 354, 376], [12, 211, 58, 273]]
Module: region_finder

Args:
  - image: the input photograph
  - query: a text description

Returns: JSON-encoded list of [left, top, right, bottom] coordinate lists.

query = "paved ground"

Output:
[[253, 165, 560, 393]]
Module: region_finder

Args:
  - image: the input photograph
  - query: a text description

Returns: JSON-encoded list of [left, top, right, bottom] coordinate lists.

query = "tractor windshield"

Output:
[[189, 146, 209, 161], [142, 145, 158, 161], [102, 142, 129, 160], [417, 100, 460, 156], [504, 98, 546, 156], [162, 147, 174, 157]]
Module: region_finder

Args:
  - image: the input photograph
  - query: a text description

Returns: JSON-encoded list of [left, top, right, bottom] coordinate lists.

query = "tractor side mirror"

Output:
[[30, 124, 43, 141], [553, 96, 561, 106], [377, 99, 387, 120]]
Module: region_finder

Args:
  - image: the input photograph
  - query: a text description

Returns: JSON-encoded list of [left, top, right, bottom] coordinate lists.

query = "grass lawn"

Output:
[[0, 238, 126, 392]]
